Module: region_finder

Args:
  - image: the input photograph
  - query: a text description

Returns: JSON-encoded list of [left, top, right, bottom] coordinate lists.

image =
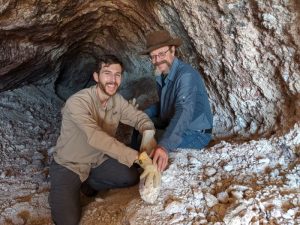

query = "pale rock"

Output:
[[189, 157, 199, 164], [231, 190, 244, 200], [223, 203, 256, 225], [224, 164, 233, 172], [193, 188, 203, 200], [286, 209, 296, 217], [204, 167, 217, 176], [139, 178, 160, 204], [209, 176, 216, 183], [169, 213, 185, 224], [11, 216, 25, 225], [199, 219, 208, 224], [217, 192, 229, 203], [262, 13, 277, 30], [270, 169, 279, 178], [0, 172, 5, 179], [164, 200, 186, 215], [282, 212, 292, 220], [95, 197, 104, 202], [204, 193, 218, 208], [270, 208, 282, 218], [291, 198, 299, 206]]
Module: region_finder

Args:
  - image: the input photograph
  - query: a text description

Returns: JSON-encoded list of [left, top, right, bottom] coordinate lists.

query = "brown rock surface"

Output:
[[1, 0, 299, 137]]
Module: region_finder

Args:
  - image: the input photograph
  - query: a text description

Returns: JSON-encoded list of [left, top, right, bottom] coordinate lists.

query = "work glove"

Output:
[[128, 98, 139, 109], [137, 152, 161, 188], [140, 130, 157, 155]]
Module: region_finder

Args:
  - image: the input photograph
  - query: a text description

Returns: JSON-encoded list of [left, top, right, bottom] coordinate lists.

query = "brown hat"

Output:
[[140, 30, 182, 55]]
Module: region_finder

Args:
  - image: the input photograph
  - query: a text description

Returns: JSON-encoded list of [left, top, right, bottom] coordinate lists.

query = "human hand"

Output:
[[128, 98, 139, 109], [150, 146, 168, 172], [138, 152, 161, 188], [140, 130, 157, 155]]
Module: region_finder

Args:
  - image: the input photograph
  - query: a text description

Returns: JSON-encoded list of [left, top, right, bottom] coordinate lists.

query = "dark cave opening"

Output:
[[54, 48, 98, 101]]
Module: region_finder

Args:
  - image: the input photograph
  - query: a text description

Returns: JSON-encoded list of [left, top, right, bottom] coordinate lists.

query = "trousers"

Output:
[[49, 158, 139, 225], [131, 114, 211, 151]]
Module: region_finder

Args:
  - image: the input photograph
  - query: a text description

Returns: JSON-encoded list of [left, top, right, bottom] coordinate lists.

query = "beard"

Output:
[[153, 60, 171, 76], [98, 82, 118, 96]]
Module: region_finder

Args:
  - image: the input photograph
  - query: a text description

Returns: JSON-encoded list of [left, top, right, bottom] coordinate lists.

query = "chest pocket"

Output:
[[102, 110, 120, 136]]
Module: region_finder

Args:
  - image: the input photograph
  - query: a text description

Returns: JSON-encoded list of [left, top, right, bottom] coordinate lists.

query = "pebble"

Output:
[[217, 192, 229, 203], [205, 167, 217, 176], [231, 190, 244, 199], [204, 193, 218, 207], [0, 172, 6, 179], [224, 164, 233, 172], [165, 200, 186, 214], [270, 208, 282, 218], [193, 189, 203, 200], [95, 197, 104, 202]]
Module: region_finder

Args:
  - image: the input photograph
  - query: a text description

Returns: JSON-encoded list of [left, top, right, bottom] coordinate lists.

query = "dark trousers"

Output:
[[131, 117, 211, 150], [49, 158, 139, 225]]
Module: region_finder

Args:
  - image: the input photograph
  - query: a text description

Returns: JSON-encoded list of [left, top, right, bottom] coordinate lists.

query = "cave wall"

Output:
[[163, 0, 300, 137], [0, 0, 299, 138]]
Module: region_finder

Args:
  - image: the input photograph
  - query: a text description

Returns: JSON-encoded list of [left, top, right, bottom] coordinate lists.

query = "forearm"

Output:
[[87, 129, 138, 167], [120, 100, 155, 133], [159, 106, 193, 151]]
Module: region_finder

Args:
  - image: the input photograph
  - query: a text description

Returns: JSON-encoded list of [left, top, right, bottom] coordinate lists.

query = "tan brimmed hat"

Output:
[[140, 30, 182, 55]]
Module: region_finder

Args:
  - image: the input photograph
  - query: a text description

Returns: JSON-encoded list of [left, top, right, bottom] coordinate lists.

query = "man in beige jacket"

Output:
[[49, 54, 158, 225]]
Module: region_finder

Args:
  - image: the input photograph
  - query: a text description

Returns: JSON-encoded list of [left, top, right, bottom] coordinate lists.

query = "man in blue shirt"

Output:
[[139, 30, 213, 172]]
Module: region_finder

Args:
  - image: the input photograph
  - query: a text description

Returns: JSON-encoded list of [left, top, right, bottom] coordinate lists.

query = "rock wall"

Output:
[[0, 0, 299, 138], [164, 0, 300, 137]]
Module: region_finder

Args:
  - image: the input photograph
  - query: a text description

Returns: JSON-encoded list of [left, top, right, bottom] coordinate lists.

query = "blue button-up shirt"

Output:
[[150, 58, 213, 151]]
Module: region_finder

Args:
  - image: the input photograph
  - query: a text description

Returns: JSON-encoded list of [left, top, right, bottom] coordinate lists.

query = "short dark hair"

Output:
[[95, 54, 124, 73]]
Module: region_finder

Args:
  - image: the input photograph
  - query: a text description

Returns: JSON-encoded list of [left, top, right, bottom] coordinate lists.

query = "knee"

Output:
[[89, 166, 139, 189], [123, 167, 139, 186]]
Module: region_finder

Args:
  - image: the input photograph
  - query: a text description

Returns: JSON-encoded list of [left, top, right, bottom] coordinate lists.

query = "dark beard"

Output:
[[98, 82, 118, 96]]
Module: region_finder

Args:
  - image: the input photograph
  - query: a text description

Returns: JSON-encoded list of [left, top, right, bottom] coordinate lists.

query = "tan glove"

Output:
[[140, 130, 157, 155], [137, 152, 161, 188], [128, 98, 139, 109]]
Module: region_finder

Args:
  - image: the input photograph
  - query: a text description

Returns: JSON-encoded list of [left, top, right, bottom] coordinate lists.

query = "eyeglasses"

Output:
[[149, 48, 171, 62]]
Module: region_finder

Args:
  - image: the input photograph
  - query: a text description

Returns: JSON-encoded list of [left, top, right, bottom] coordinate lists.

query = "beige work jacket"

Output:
[[53, 85, 154, 181]]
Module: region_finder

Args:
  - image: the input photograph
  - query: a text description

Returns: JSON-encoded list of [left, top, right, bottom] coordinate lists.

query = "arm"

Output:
[[118, 95, 155, 133], [159, 74, 197, 151], [65, 98, 138, 167], [152, 74, 197, 171]]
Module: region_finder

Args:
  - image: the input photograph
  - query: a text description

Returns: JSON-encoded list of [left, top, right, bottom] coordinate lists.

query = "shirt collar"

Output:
[[92, 85, 114, 111]]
